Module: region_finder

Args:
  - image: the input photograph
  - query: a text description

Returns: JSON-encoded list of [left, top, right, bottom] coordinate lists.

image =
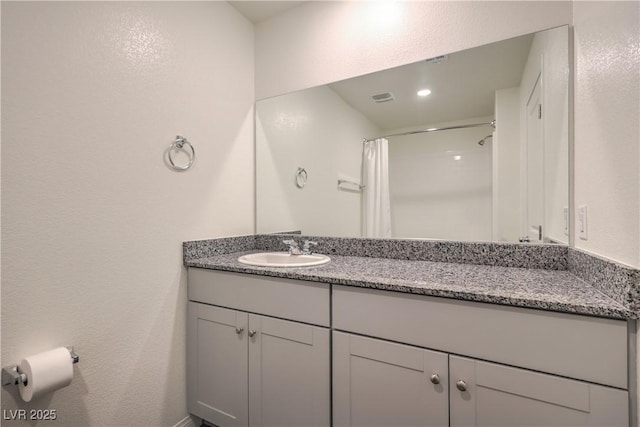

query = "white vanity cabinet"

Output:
[[333, 285, 631, 426], [187, 268, 632, 426], [187, 269, 331, 427]]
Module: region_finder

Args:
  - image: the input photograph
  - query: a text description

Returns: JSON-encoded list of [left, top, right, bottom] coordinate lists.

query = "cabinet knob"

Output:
[[235, 327, 244, 335], [429, 373, 441, 385], [456, 380, 467, 392], [248, 330, 257, 338]]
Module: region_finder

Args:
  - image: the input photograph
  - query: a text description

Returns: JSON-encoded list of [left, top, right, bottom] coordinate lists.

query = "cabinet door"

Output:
[[248, 314, 330, 427], [333, 332, 449, 427], [450, 355, 629, 427], [187, 302, 248, 427]]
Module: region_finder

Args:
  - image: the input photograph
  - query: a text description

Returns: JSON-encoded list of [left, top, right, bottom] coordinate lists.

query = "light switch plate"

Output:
[[578, 205, 588, 240]]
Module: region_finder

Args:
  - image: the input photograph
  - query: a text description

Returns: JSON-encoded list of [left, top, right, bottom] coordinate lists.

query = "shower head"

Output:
[[478, 134, 493, 146]]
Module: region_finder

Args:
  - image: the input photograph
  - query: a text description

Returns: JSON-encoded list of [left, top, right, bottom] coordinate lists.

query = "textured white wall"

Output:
[[1, 2, 254, 426], [573, 1, 640, 268], [571, 5, 640, 418], [256, 86, 379, 237], [255, 1, 573, 99]]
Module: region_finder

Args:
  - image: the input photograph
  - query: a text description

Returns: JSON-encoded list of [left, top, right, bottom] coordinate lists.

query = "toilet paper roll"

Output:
[[18, 347, 73, 402]]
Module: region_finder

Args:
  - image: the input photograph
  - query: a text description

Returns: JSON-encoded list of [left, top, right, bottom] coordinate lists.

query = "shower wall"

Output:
[[387, 116, 494, 241]]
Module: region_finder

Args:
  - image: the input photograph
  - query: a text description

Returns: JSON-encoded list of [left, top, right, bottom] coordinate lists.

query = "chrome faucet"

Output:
[[283, 239, 318, 255]]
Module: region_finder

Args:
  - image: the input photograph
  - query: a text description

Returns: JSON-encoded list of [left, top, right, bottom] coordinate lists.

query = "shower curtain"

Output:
[[362, 138, 392, 238]]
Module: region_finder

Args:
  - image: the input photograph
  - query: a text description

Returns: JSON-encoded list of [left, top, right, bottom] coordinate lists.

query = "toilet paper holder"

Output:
[[1, 347, 79, 387]]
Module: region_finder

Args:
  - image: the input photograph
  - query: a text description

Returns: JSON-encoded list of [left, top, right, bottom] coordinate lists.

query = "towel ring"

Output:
[[168, 136, 195, 171]]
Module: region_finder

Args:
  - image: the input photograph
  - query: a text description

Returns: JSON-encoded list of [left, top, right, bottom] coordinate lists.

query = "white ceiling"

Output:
[[328, 34, 534, 131], [229, 1, 306, 24]]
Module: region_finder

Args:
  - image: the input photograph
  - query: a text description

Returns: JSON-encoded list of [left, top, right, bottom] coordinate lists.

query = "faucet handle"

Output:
[[283, 239, 301, 254], [302, 240, 318, 254]]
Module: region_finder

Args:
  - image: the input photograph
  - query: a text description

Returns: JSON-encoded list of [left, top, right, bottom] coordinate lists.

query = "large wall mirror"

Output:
[[256, 25, 569, 244]]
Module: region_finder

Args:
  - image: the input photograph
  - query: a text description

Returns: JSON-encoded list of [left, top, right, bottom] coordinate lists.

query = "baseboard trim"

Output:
[[172, 415, 197, 427]]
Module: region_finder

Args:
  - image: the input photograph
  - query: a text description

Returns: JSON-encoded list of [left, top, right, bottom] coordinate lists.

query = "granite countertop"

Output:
[[185, 250, 631, 320]]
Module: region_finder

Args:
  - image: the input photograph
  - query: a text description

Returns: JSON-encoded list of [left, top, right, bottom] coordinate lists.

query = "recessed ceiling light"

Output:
[[417, 89, 432, 97], [453, 155, 462, 161]]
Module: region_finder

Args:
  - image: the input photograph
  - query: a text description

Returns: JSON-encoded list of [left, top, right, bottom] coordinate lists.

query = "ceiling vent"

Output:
[[371, 92, 395, 103], [425, 54, 448, 65]]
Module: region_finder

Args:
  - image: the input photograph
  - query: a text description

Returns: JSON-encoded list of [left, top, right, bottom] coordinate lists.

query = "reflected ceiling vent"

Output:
[[425, 54, 448, 65], [371, 92, 395, 103]]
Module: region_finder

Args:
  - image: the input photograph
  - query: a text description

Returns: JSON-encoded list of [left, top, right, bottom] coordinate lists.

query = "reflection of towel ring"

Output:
[[295, 167, 308, 188], [168, 135, 195, 171]]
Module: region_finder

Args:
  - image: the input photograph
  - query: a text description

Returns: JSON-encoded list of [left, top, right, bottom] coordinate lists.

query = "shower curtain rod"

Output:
[[364, 120, 496, 143]]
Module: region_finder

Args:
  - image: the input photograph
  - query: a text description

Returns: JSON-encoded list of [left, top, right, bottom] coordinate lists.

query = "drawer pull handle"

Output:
[[456, 380, 467, 392], [248, 330, 257, 338], [235, 327, 244, 335], [430, 373, 441, 385]]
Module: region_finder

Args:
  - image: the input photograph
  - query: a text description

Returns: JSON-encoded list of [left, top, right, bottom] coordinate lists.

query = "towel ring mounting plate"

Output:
[[295, 167, 308, 188], [168, 135, 195, 171]]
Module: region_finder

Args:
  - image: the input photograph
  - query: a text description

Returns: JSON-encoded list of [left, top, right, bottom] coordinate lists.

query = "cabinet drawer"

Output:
[[189, 268, 330, 326], [333, 285, 628, 389]]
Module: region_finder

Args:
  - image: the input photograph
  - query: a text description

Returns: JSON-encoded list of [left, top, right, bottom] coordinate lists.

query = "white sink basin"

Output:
[[238, 252, 331, 267]]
